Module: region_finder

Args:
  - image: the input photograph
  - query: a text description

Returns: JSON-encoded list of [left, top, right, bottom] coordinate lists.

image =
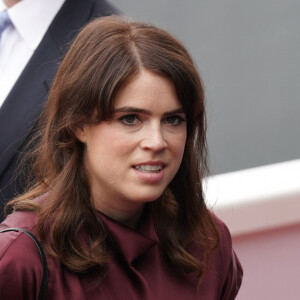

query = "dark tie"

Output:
[[0, 10, 12, 41]]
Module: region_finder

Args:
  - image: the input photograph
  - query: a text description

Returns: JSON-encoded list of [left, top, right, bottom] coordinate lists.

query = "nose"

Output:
[[140, 123, 167, 152]]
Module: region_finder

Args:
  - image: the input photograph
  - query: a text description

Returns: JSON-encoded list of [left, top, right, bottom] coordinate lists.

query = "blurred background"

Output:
[[111, 0, 300, 175], [110, 1, 300, 299]]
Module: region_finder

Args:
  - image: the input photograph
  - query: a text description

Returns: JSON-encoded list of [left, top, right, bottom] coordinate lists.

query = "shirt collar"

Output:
[[5, 0, 64, 50], [0, 1, 6, 11], [97, 207, 159, 264]]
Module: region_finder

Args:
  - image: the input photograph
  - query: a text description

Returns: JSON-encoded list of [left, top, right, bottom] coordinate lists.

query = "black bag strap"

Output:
[[0, 227, 48, 300]]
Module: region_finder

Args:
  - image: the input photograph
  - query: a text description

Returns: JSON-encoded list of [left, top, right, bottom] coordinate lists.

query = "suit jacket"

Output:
[[0, 0, 119, 219]]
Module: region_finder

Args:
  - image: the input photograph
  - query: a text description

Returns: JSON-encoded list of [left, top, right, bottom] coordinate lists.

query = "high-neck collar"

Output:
[[97, 208, 159, 264]]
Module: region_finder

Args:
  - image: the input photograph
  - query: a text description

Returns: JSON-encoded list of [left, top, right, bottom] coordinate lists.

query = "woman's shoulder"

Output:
[[0, 210, 43, 298], [188, 213, 243, 298], [0, 209, 40, 262], [208, 213, 243, 298], [0, 192, 47, 238], [210, 212, 233, 253]]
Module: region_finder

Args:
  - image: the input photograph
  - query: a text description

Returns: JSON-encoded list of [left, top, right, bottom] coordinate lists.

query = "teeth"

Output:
[[134, 165, 163, 173]]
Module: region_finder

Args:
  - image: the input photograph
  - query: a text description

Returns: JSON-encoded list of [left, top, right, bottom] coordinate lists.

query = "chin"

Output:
[[130, 190, 164, 204]]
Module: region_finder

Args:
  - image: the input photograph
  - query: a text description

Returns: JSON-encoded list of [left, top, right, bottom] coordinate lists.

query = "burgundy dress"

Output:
[[0, 206, 242, 299]]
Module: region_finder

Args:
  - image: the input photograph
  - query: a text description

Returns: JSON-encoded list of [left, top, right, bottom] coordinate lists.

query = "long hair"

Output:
[[9, 16, 219, 280]]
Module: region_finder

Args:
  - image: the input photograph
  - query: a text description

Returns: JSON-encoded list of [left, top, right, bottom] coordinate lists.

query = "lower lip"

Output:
[[132, 167, 164, 183]]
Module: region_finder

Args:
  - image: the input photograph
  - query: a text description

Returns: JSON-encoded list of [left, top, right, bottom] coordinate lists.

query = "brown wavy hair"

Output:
[[9, 16, 219, 280]]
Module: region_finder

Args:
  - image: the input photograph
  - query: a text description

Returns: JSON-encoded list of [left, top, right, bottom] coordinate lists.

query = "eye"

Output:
[[164, 115, 186, 126], [118, 114, 141, 125]]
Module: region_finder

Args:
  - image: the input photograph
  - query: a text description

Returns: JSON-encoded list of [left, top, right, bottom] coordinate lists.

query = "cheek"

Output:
[[88, 131, 135, 166], [167, 133, 187, 175], [173, 132, 187, 157], [109, 133, 138, 158]]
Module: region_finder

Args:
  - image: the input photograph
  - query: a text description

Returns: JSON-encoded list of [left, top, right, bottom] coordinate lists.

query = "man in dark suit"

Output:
[[0, 0, 119, 220]]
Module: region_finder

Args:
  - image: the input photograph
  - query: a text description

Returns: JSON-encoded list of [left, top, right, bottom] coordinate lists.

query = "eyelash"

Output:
[[118, 114, 141, 125], [164, 115, 186, 126], [118, 114, 186, 126]]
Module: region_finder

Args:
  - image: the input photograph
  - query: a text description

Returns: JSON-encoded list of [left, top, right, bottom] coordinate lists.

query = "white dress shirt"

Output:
[[0, 0, 65, 108]]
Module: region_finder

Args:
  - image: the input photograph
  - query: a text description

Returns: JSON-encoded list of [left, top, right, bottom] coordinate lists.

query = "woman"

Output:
[[0, 16, 242, 299]]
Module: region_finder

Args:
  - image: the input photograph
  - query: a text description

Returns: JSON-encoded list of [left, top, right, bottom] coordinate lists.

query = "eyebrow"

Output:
[[113, 106, 185, 116]]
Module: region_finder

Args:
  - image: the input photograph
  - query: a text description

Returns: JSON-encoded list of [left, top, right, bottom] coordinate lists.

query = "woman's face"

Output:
[[76, 69, 187, 220]]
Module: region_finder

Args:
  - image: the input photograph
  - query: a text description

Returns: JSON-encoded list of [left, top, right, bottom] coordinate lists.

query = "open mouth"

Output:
[[133, 165, 165, 173]]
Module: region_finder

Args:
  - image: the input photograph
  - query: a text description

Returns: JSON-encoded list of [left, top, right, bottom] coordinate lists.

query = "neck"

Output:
[[94, 200, 145, 230], [4, 0, 21, 8], [114, 208, 145, 230]]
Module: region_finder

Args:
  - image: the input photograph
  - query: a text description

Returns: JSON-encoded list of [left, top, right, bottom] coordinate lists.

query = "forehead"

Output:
[[114, 70, 182, 111]]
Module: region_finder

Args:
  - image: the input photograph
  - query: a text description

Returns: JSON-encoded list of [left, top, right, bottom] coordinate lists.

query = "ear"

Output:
[[74, 125, 88, 143]]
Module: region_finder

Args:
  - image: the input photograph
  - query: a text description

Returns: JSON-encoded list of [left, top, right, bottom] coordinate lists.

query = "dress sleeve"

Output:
[[220, 248, 243, 299], [0, 230, 44, 300], [216, 217, 243, 300]]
